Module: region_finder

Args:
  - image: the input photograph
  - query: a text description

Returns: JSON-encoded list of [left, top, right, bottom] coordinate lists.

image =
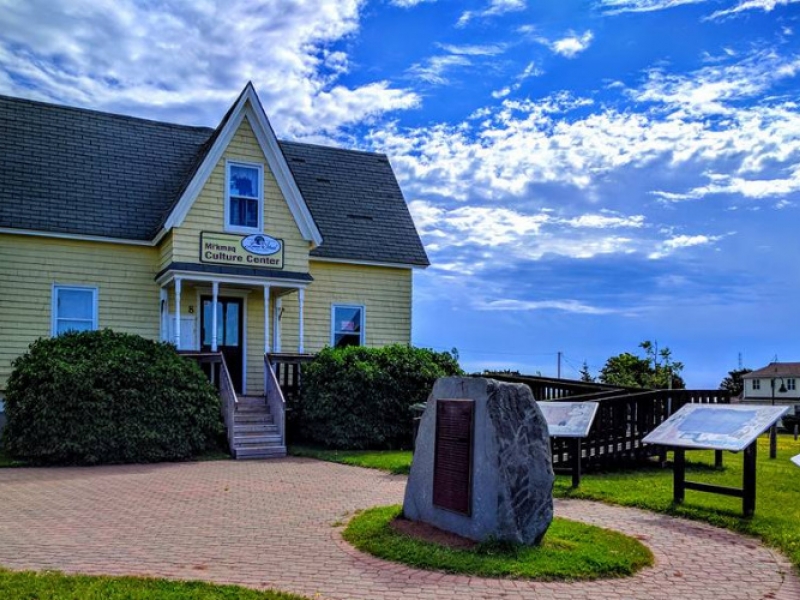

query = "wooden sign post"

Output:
[[538, 401, 599, 488]]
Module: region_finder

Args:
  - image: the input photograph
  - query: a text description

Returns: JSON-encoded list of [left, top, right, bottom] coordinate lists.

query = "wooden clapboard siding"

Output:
[[280, 261, 412, 353], [158, 231, 173, 272], [0, 233, 160, 391], [169, 117, 310, 273]]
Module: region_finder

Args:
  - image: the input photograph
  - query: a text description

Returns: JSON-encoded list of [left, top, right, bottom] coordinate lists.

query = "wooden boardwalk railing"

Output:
[[486, 373, 732, 469]]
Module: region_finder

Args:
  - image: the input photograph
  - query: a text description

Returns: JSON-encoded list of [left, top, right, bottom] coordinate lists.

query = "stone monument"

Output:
[[403, 376, 554, 545]]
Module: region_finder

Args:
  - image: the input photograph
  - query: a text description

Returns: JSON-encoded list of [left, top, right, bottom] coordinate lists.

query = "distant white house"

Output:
[[741, 363, 800, 416]]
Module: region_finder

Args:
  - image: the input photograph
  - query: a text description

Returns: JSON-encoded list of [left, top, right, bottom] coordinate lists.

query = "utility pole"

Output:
[[557, 351, 562, 379]]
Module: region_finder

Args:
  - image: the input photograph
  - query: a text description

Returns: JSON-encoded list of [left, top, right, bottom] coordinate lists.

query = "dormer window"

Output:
[[225, 161, 263, 233]]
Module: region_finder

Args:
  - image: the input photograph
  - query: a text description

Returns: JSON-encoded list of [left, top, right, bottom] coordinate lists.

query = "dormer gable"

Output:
[[160, 83, 322, 247]]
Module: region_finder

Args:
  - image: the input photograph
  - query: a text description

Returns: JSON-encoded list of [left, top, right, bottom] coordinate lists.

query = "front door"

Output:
[[201, 296, 244, 393]]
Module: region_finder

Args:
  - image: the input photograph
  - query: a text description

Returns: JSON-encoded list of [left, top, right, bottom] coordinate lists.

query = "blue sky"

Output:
[[1, 0, 799, 387]]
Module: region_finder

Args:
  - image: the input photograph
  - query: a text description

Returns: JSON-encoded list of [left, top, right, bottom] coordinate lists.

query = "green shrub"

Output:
[[292, 344, 462, 450], [781, 411, 800, 433], [2, 329, 223, 465]]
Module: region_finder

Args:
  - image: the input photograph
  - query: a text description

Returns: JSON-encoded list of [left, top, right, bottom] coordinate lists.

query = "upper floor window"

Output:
[[52, 285, 98, 336], [788, 379, 796, 391], [226, 161, 263, 233], [752, 379, 761, 390], [331, 305, 365, 348]]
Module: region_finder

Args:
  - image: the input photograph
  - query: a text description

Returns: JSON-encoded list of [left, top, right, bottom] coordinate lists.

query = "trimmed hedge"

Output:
[[293, 344, 462, 449], [2, 329, 223, 465]]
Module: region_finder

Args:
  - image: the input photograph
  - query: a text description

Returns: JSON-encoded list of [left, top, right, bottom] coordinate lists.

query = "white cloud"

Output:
[[550, 31, 595, 58], [708, 0, 800, 19], [408, 43, 507, 85], [438, 43, 507, 56], [491, 61, 543, 99], [599, 0, 800, 18], [368, 49, 800, 210], [653, 165, 800, 201], [408, 201, 695, 273], [0, 0, 419, 136], [648, 234, 722, 259], [633, 51, 800, 116], [457, 0, 526, 27], [390, 0, 436, 6], [477, 299, 618, 314]]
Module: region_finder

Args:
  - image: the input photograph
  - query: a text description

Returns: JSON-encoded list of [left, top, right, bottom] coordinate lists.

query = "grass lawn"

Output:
[[0, 569, 308, 600], [289, 445, 411, 474], [344, 505, 653, 580], [298, 434, 800, 572]]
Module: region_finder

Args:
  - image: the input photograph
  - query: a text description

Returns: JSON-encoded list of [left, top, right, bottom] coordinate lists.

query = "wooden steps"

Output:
[[232, 396, 286, 460]]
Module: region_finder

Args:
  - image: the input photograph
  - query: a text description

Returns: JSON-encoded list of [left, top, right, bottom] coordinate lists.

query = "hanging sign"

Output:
[[200, 232, 284, 270]]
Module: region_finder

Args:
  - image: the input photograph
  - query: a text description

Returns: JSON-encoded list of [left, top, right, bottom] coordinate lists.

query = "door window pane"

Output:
[[225, 303, 240, 346]]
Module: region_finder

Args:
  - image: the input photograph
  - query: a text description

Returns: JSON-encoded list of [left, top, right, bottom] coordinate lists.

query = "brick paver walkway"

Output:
[[0, 458, 798, 599]]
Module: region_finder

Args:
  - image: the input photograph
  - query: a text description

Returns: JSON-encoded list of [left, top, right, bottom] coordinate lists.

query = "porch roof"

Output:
[[156, 261, 313, 286]]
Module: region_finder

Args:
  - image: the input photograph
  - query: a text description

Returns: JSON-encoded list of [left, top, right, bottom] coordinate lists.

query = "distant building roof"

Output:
[[742, 363, 800, 378], [0, 94, 429, 267]]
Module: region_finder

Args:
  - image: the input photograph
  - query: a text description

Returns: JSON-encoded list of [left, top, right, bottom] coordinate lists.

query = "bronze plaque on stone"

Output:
[[433, 398, 474, 515]]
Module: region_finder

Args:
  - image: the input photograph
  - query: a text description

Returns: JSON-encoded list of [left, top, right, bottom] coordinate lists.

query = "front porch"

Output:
[[158, 267, 314, 459], [157, 267, 312, 396]]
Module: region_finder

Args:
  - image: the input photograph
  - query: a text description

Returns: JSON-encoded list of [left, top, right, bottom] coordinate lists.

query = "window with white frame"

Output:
[[788, 378, 796, 391], [331, 305, 364, 348], [226, 161, 263, 232], [753, 379, 761, 390], [52, 285, 98, 335]]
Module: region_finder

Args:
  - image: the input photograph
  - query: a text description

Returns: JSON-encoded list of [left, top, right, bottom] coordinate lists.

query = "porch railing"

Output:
[[264, 356, 286, 448], [267, 353, 315, 401], [180, 351, 238, 455]]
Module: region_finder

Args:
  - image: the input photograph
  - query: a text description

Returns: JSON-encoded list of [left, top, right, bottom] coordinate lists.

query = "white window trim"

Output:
[[224, 159, 264, 234], [51, 284, 99, 336], [753, 379, 761, 390], [330, 304, 366, 347]]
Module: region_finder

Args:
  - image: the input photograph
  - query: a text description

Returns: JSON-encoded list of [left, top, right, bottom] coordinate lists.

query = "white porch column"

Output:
[[274, 297, 282, 353], [263, 284, 271, 355], [173, 277, 182, 349], [298, 288, 305, 354], [159, 288, 168, 342], [211, 281, 219, 352]]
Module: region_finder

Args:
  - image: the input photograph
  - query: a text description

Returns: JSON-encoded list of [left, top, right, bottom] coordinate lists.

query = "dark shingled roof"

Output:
[[743, 363, 800, 378], [0, 94, 429, 267]]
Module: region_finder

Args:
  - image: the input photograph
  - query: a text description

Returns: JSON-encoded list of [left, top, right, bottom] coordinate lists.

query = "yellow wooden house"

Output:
[[0, 84, 429, 457]]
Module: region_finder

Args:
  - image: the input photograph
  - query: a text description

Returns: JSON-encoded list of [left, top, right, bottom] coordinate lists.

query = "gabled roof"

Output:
[[0, 90, 429, 267], [281, 142, 429, 266], [743, 363, 800, 378]]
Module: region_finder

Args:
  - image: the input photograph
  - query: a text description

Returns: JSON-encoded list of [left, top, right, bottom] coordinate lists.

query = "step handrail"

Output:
[[218, 354, 239, 454], [180, 351, 239, 455], [264, 355, 286, 448]]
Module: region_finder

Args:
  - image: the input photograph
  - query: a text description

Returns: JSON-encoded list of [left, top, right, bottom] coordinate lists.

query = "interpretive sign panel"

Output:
[[643, 404, 789, 452], [433, 399, 474, 516], [539, 402, 599, 438], [792, 454, 800, 468]]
